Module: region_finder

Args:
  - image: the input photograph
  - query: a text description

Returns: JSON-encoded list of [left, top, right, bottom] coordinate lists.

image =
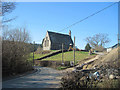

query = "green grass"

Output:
[[29, 51, 96, 65], [42, 51, 95, 63], [29, 53, 50, 61], [42, 51, 88, 61], [57, 66, 67, 70], [29, 50, 58, 61]]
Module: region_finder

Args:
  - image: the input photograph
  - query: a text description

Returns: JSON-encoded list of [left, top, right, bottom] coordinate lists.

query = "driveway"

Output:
[[2, 66, 63, 88]]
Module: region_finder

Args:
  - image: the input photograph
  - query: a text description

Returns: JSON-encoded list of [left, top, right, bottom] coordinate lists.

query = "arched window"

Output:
[[46, 37, 48, 40], [44, 37, 49, 47], [47, 40, 49, 46], [44, 40, 46, 47], [46, 37, 49, 47]]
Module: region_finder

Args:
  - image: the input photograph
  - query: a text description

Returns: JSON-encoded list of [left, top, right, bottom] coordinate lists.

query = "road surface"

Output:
[[2, 52, 105, 89], [2, 66, 63, 88]]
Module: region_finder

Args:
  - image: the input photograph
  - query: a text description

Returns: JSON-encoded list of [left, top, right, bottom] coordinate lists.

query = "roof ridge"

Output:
[[47, 30, 69, 36]]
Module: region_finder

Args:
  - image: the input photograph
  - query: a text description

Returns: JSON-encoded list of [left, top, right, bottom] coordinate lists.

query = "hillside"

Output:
[[89, 48, 118, 69], [41, 51, 96, 63]]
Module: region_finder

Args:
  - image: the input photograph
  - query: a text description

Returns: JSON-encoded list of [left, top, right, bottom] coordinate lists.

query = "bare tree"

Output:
[[3, 27, 31, 43], [2, 27, 32, 76], [2, 2, 15, 16], [85, 33, 110, 51], [1, 2, 16, 23]]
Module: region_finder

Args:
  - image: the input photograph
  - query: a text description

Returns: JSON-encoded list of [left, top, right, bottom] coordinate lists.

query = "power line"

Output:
[[58, 2, 117, 32]]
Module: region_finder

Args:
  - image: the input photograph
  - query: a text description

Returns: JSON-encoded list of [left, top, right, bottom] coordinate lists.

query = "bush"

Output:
[[35, 60, 61, 68], [64, 61, 70, 66], [35, 60, 71, 68], [97, 79, 120, 88], [61, 71, 99, 89], [2, 28, 33, 76], [85, 43, 91, 51]]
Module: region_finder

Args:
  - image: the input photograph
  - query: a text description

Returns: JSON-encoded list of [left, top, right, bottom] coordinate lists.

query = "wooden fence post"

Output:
[[33, 41, 35, 66], [73, 36, 75, 66]]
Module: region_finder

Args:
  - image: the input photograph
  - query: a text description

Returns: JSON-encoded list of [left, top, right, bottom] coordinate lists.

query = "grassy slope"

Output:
[[29, 53, 46, 59], [29, 51, 96, 64], [29, 50, 59, 61], [29, 53, 48, 62], [42, 51, 95, 62]]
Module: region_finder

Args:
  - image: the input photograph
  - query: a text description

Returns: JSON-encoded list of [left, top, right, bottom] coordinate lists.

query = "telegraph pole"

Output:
[[118, 1, 120, 68], [118, 34, 119, 48], [62, 43, 64, 65], [33, 41, 35, 66], [118, 1, 120, 48], [118, 1, 120, 47], [73, 36, 75, 66]]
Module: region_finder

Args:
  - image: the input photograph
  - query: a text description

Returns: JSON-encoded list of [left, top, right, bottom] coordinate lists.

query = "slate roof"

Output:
[[112, 43, 120, 48], [47, 31, 73, 45], [107, 43, 120, 49]]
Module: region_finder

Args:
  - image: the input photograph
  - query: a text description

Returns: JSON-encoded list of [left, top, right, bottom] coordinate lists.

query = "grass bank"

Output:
[[42, 51, 95, 63], [29, 50, 96, 70]]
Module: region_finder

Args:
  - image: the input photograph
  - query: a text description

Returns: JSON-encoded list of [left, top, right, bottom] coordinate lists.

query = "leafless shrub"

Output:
[[2, 2, 16, 23], [35, 46, 43, 54], [61, 71, 99, 89], [2, 2, 16, 16], [2, 28, 33, 76]]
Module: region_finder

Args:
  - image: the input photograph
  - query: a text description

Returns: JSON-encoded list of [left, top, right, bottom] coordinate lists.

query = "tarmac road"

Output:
[[2, 66, 63, 88]]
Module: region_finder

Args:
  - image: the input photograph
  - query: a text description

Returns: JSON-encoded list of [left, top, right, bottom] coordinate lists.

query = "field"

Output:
[[29, 51, 96, 64], [42, 51, 89, 61], [29, 50, 60, 61]]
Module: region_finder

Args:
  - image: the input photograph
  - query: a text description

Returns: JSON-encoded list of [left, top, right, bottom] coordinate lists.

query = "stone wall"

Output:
[[35, 60, 70, 68]]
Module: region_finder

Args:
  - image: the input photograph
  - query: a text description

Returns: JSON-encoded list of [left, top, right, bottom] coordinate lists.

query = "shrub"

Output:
[[97, 79, 120, 88], [2, 28, 33, 76], [61, 71, 99, 89], [85, 43, 91, 51]]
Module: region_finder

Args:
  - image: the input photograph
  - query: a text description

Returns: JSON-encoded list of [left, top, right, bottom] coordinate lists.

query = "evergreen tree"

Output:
[[85, 43, 91, 51]]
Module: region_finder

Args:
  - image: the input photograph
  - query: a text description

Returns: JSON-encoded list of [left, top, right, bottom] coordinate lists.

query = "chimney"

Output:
[[69, 30, 71, 37]]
